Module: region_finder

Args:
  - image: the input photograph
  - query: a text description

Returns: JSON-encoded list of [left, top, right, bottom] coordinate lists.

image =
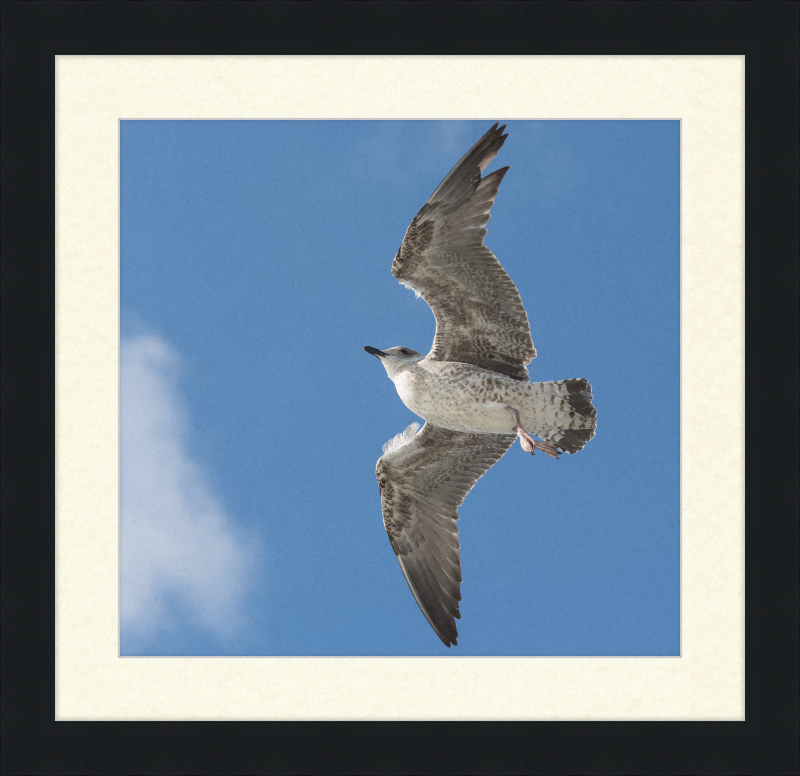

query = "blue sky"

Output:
[[120, 120, 680, 657]]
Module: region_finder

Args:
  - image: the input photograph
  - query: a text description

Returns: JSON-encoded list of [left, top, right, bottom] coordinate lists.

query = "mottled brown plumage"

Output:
[[365, 124, 597, 647], [392, 123, 535, 382], [376, 423, 514, 646]]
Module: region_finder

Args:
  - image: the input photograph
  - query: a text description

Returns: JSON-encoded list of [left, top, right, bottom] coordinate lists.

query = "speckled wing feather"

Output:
[[375, 422, 515, 647], [391, 123, 536, 382]]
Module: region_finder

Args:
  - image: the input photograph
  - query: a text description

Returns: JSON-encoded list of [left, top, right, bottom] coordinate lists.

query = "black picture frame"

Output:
[[2, 2, 797, 774]]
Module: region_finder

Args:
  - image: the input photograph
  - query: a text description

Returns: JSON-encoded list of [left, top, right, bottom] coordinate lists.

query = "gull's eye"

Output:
[[400, 349, 409, 355]]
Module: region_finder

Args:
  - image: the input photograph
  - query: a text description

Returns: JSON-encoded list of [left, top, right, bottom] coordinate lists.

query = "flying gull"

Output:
[[364, 123, 597, 647]]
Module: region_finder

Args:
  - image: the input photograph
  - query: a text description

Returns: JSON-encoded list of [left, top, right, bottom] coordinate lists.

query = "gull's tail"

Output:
[[518, 378, 597, 455]]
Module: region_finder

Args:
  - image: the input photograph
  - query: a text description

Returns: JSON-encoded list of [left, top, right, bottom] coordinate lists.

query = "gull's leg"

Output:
[[506, 406, 561, 460]]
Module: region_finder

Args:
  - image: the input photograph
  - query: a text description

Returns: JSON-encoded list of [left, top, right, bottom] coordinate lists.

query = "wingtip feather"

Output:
[[397, 554, 460, 648]]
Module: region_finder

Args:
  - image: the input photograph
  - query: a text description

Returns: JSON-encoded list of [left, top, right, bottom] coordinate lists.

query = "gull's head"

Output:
[[363, 345, 423, 380]]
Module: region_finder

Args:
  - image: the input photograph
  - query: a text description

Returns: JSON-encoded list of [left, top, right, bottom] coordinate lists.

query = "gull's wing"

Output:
[[375, 421, 515, 647], [392, 123, 536, 382]]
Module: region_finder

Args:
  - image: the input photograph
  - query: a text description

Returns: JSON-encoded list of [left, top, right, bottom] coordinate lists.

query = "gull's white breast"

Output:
[[393, 360, 528, 434]]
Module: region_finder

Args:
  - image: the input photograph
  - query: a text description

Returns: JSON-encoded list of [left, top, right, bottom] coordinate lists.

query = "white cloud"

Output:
[[120, 331, 255, 647]]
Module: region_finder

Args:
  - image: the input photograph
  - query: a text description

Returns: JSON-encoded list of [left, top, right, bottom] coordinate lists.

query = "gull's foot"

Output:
[[530, 438, 561, 459], [506, 406, 561, 459]]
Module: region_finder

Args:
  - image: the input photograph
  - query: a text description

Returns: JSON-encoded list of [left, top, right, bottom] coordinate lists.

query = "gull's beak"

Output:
[[363, 346, 387, 359]]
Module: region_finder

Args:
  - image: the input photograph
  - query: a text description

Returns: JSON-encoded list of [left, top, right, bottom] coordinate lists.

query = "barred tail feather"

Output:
[[520, 378, 597, 455]]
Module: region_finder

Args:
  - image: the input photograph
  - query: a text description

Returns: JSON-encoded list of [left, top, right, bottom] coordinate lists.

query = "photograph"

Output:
[[4, 0, 794, 767], [120, 119, 680, 657]]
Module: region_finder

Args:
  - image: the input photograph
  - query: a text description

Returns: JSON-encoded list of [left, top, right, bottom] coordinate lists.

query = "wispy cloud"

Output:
[[434, 120, 472, 156], [120, 329, 255, 649], [346, 121, 474, 192]]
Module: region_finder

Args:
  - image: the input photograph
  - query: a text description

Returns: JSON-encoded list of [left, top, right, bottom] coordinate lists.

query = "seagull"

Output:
[[364, 123, 597, 647]]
